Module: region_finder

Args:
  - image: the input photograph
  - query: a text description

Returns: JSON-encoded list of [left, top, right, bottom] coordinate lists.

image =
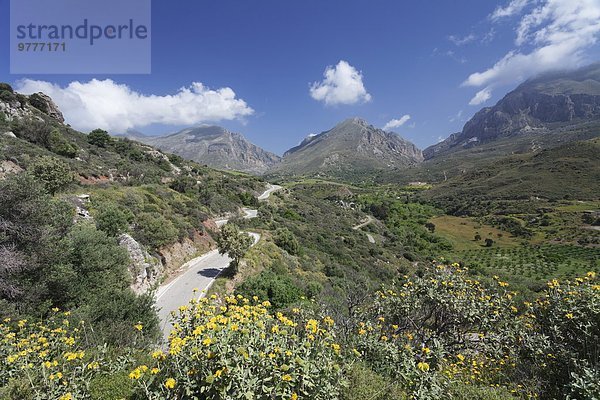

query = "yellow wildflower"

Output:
[[164, 378, 176, 389]]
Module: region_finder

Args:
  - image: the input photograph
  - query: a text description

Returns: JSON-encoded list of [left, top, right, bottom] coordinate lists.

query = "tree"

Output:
[[29, 156, 73, 195], [474, 233, 482, 241], [88, 129, 112, 147], [217, 223, 253, 272], [484, 238, 494, 247]]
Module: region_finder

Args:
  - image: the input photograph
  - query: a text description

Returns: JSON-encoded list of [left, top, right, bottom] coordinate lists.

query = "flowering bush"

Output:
[[132, 294, 344, 399], [0, 310, 103, 400], [522, 272, 599, 399], [351, 263, 530, 398]]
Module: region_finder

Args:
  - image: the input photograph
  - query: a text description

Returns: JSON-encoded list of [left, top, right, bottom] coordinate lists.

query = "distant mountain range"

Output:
[[268, 118, 423, 180], [117, 63, 600, 181], [123, 126, 281, 175], [425, 63, 600, 160]]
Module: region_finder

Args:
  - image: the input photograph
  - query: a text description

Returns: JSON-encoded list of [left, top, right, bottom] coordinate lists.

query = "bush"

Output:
[[11, 117, 52, 146], [273, 228, 300, 255], [237, 270, 304, 308], [48, 129, 78, 158], [89, 372, 135, 400], [0, 82, 14, 93], [29, 156, 73, 194], [96, 204, 131, 237], [0, 311, 106, 399], [341, 362, 408, 400], [523, 273, 600, 399], [131, 295, 344, 399], [134, 212, 178, 248]]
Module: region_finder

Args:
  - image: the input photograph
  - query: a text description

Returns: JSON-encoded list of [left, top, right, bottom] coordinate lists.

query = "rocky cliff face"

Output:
[[425, 63, 600, 159], [0, 84, 64, 124], [125, 126, 281, 175], [271, 118, 422, 178], [119, 228, 216, 294]]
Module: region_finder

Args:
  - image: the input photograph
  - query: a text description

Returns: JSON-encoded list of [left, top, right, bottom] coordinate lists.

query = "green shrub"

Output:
[[0, 82, 14, 93], [96, 204, 131, 237], [446, 381, 517, 400], [134, 212, 178, 248], [273, 228, 300, 255], [48, 129, 78, 158], [29, 155, 73, 194], [237, 270, 304, 308], [89, 372, 135, 400], [341, 362, 408, 400], [11, 117, 52, 146]]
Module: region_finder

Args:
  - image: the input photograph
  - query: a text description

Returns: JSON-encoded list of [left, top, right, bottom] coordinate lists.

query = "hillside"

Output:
[[124, 126, 281, 174], [423, 137, 600, 204], [0, 83, 265, 345], [268, 118, 422, 181], [425, 63, 600, 160]]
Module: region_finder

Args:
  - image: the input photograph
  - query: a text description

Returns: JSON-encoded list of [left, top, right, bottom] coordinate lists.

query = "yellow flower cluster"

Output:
[[131, 294, 344, 399], [0, 309, 102, 399]]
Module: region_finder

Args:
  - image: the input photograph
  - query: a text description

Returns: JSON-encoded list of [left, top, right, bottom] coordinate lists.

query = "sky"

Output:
[[1, 0, 600, 155]]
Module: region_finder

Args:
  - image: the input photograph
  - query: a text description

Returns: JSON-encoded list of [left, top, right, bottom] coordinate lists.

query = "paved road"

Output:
[[258, 184, 282, 200], [155, 184, 280, 338]]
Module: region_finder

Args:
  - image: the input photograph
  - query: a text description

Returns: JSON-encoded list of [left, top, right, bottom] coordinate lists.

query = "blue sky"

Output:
[[1, 0, 600, 154]]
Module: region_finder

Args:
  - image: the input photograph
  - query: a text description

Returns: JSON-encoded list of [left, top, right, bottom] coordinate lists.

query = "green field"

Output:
[[430, 215, 518, 250]]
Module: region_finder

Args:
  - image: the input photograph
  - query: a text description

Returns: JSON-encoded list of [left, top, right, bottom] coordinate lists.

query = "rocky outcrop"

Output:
[[0, 160, 23, 180], [0, 84, 65, 124], [118, 229, 215, 294], [119, 233, 162, 294], [28, 93, 65, 123]]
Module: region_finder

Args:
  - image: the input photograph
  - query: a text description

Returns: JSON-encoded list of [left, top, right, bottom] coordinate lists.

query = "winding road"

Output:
[[155, 184, 281, 337], [353, 215, 376, 244]]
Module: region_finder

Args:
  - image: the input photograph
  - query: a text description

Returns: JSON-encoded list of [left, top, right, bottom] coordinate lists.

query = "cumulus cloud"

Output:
[[464, 0, 600, 103], [383, 115, 411, 131], [469, 88, 493, 105], [14, 79, 254, 132], [309, 60, 372, 105]]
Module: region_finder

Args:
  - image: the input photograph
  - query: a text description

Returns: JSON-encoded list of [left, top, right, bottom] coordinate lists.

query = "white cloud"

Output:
[[309, 60, 372, 105], [14, 79, 254, 132], [490, 0, 532, 20], [465, 0, 600, 102], [448, 33, 476, 46], [383, 115, 411, 131], [469, 88, 492, 105]]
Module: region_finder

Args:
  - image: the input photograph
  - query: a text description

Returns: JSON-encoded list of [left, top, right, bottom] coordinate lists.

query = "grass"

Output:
[[430, 215, 518, 251]]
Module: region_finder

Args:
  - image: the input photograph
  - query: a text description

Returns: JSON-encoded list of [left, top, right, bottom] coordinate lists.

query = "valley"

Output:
[[0, 63, 599, 400]]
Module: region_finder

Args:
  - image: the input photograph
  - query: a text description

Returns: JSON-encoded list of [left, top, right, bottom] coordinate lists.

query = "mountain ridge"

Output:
[[425, 63, 600, 160], [269, 117, 423, 180], [123, 126, 281, 175]]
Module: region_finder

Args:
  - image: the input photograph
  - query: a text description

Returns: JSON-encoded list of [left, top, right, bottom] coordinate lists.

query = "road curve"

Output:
[[155, 184, 280, 338]]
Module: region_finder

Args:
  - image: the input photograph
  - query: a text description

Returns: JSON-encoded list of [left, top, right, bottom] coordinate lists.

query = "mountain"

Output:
[[268, 118, 422, 180], [124, 126, 281, 175], [425, 63, 600, 160]]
